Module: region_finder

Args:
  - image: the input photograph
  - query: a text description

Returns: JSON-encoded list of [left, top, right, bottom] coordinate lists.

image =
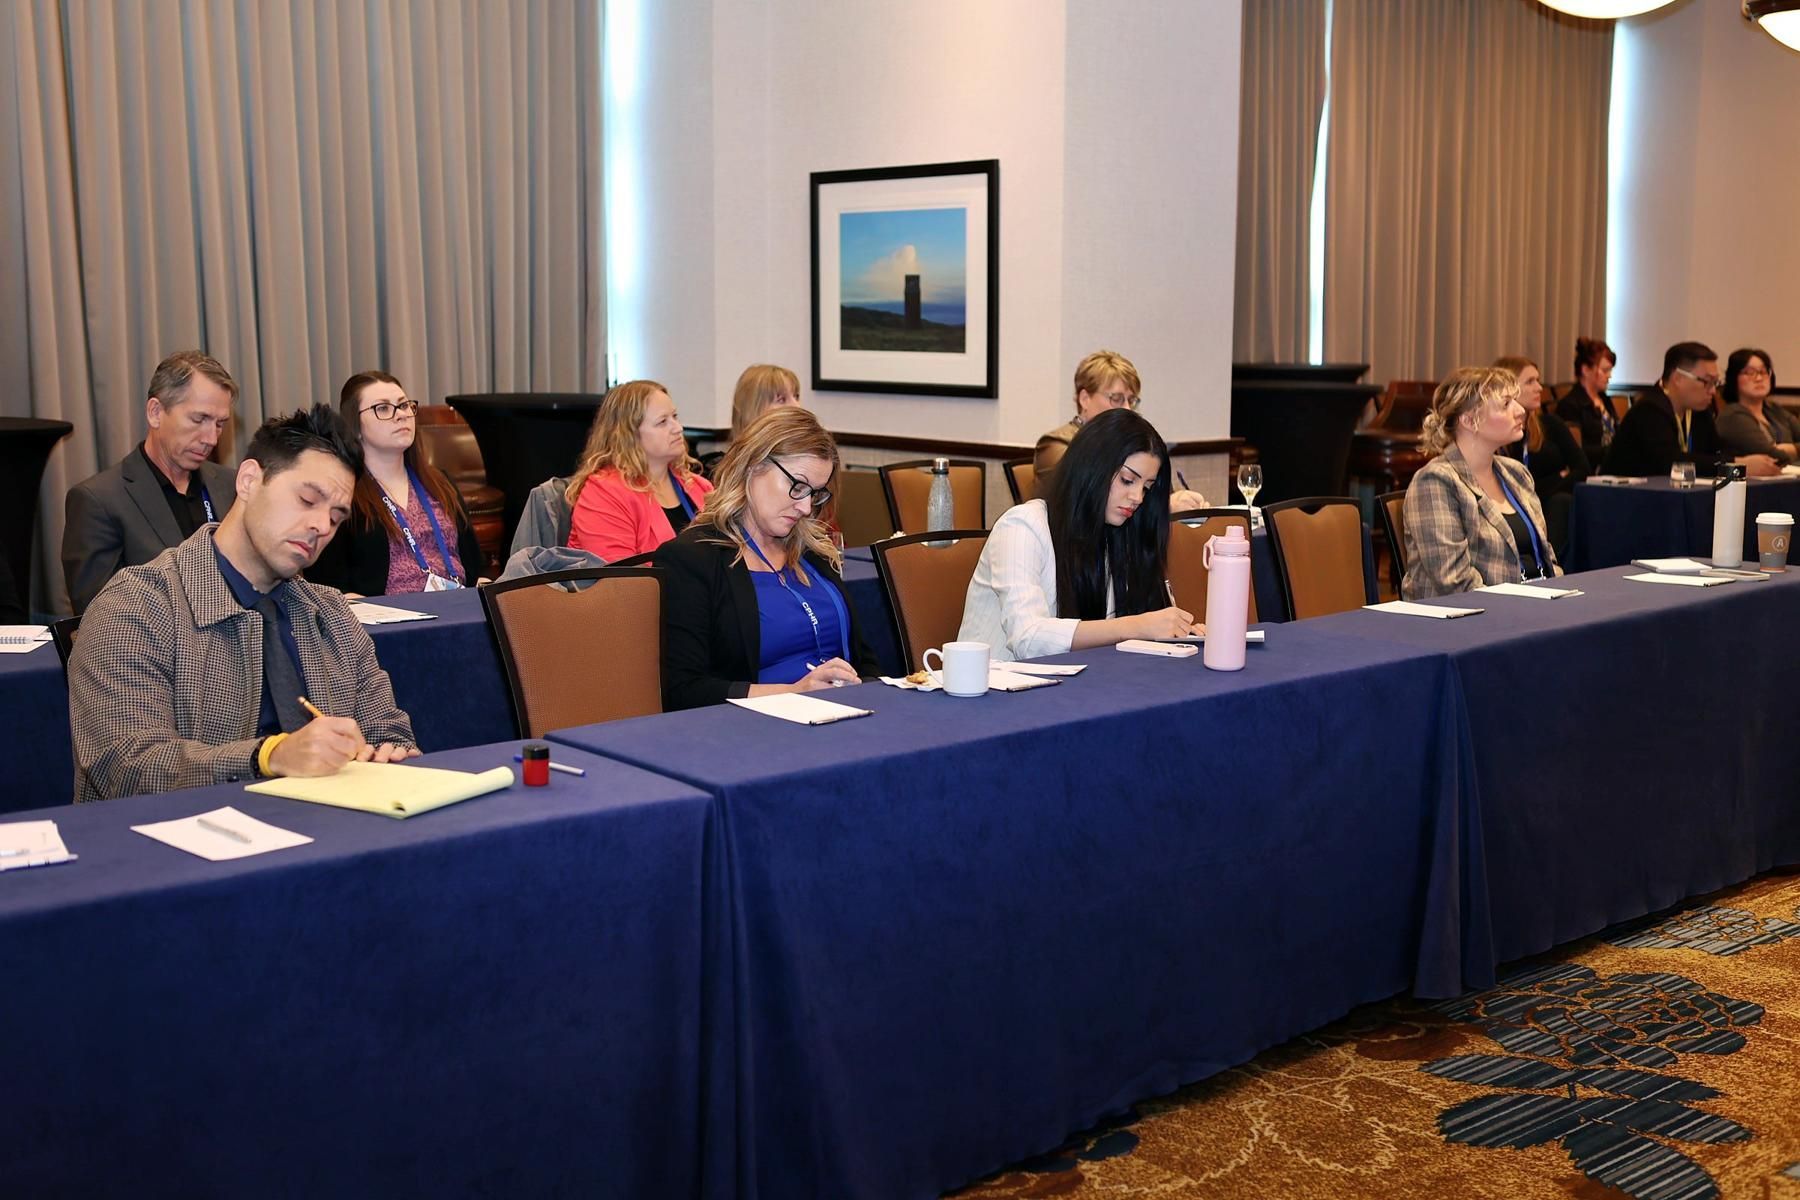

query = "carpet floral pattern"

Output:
[[951, 874, 1800, 1200]]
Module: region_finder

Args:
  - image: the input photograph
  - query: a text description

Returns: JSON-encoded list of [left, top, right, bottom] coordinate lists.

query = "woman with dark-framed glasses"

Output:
[[657, 406, 879, 710], [306, 370, 484, 597], [1717, 348, 1798, 465]]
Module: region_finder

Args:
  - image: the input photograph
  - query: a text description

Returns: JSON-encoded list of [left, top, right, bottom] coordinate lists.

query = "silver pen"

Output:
[[196, 816, 252, 844]]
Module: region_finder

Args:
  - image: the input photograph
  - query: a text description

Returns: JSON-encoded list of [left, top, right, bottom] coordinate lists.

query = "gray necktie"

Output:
[[253, 592, 312, 733]]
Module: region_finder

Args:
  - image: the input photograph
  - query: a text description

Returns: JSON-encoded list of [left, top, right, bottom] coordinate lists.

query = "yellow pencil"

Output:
[[298, 696, 328, 722]]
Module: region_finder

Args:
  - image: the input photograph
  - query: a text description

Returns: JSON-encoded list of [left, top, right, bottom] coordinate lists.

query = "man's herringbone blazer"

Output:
[[69, 525, 416, 802], [1401, 446, 1560, 600]]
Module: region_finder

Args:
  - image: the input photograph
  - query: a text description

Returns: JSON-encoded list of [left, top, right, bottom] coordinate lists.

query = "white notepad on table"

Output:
[[996, 662, 1087, 677], [0, 625, 52, 654], [1474, 582, 1584, 599], [1624, 572, 1735, 588], [727, 693, 873, 724], [1364, 600, 1484, 619], [132, 806, 313, 861], [1630, 557, 1713, 574], [0, 819, 78, 871], [247, 761, 514, 817], [349, 602, 438, 625]]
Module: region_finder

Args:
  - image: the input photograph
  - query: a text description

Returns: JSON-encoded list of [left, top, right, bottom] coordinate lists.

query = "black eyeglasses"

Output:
[[768, 457, 832, 508], [361, 399, 419, 421]]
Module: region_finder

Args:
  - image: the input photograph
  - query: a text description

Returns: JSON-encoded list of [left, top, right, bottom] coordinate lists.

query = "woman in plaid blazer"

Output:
[[1402, 366, 1561, 599]]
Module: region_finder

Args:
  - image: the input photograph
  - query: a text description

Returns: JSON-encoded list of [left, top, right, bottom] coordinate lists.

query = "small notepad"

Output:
[[727, 694, 873, 724], [1630, 557, 1713, 574], [0, 820, 78, 871], [1475, 582, 1584, 599], [247, 761, 514, 817], [349, 602, 438, 625], [1365, 600, 1484, 619], [132, 806, 313, 861], [0, 625, 52, 654], [1624, 572, 1734, 588], [991, 662, 1086, 677]]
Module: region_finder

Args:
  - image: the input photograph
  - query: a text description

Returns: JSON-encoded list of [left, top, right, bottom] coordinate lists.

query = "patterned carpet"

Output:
[[951, 872, 1800, 1200]]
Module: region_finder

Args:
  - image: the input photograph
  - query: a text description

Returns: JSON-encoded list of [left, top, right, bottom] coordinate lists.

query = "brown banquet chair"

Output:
[[878, 459, 986, 535], [1167, 509, 1257, 624], [1262, 497, 1370, 621], [870, 529, 989, 674]]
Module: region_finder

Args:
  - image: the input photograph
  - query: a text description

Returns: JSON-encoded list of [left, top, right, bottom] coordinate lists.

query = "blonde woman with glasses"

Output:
[[658, 406, 878, 710], [566, 380, 714, 561], [1403, 366, 1560, 599], [1035, 350, 1206, 509]]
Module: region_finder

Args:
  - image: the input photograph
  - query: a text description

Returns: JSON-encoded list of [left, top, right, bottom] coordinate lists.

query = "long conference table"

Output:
[[7, 561, 1799, 1197]]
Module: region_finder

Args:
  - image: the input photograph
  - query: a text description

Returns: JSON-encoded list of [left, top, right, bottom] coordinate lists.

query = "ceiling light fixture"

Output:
[[1536, 1, 1679, 16], [1745, 1, 1800, 52]]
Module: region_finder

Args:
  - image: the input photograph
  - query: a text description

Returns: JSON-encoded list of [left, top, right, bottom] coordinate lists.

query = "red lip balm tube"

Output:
[[521, 742, 550, 787]]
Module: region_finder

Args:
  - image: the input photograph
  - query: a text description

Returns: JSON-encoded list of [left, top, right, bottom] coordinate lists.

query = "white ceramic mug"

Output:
[[921, 641, 990, 697]]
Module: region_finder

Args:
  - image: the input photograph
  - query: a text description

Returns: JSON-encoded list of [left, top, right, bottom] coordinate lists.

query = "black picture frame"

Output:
[[810, 159, 999, 399]]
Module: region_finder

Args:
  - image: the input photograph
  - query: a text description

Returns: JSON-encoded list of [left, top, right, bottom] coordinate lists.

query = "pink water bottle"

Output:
[[1202, 525, 1252, 671]]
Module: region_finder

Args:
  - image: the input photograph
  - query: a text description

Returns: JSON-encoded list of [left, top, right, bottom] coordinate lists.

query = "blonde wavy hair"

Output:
[[729, 364, 801, 439], [1421, 367, 1520, 457], [690, 405, 841, 585], [1072, 349, 1141, 414], [565, 379, 700, 504]]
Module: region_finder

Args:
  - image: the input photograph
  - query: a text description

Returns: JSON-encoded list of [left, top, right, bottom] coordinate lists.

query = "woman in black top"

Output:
[[1554, 335, 1618, 456], [1497, 356, 1587, 562]]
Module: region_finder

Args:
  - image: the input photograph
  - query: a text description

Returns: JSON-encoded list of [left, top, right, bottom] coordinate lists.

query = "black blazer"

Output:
[[306, 489, 482, 596], [1554, 385, 1615, 457], [658, 524, 881, 712], [1503, 409, 1590, 498], [1601, 388, 1722, 478]]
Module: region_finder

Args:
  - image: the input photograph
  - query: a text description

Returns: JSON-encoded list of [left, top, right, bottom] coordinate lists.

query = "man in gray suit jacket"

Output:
[[62, 350, 241, 614]]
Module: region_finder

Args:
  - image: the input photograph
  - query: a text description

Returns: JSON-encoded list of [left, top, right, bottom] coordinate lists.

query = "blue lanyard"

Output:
[[378, 468, 456, 579], [1493, 469, 1548, 580], [742, 530, 852, 662], [198, 484, 216, 523], [668, 470, 698, 519]]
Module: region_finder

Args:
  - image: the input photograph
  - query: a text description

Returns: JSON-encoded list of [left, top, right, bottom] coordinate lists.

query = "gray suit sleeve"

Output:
[[63, 481, 128, 616]]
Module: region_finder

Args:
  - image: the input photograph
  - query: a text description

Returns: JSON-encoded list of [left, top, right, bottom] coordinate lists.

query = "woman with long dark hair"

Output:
[[306, 370, 483, 596], [959, 408, 1197, 662]]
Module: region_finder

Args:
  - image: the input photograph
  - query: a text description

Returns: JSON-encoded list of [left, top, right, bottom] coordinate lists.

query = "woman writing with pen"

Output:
[[657, 407, 880, 711], [959, 408, 1199, 662]]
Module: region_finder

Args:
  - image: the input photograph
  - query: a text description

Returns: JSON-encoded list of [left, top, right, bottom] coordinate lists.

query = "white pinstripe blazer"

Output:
[[69, 525, 416, 802]]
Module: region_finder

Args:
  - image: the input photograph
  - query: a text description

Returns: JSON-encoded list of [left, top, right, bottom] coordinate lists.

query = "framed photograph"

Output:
[[811, 159, 999, 398]]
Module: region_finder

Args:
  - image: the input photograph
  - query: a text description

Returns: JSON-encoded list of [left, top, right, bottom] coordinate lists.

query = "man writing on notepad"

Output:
[[69, 405, 419, 803]]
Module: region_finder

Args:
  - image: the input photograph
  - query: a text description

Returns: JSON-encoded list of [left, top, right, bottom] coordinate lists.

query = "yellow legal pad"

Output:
[[245, 762, 515, 818]]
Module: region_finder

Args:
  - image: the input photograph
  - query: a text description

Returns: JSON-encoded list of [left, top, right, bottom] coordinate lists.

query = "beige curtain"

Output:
[[1233, 0, 1329, 364], [0, 0, 604, 611], [1322, 0, 1612, 387]]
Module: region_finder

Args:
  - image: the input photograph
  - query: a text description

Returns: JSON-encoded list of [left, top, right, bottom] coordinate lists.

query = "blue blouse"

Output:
[[750, 567, 849, 684]]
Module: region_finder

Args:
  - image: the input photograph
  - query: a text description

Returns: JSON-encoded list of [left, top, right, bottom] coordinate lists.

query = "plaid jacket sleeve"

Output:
[[1402, 461, 1487, 599], [69, 564, 264, 802]]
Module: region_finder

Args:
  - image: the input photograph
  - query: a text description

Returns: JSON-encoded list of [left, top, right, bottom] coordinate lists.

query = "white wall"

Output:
[[631, 0, 1243, 452], [1610, 0, 1800, 383]]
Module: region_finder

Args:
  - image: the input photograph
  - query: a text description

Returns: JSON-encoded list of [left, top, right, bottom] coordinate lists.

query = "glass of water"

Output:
[[1669, 461, 1696, 489], [1237, 463, 1263, 522]]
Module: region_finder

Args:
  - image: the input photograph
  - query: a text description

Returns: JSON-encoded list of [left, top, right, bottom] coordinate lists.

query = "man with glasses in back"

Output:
[[63, 350, 242, 614], [1034, 350, 1208, 508], [1601, 341, 1780, 479]]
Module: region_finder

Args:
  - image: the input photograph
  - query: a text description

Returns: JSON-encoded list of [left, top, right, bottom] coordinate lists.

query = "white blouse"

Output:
[[957, 500, 1113, 662]]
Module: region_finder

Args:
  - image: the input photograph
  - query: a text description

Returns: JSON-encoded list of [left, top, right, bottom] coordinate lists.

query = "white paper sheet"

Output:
[[727, 693, 874, 724], [1587, 475, 1648, 486], [1474, 582, 1585, 599], [1159, 630, 1268, 644], [131, 806, 314, 861], [1364, 600, 1484, 619], [348, 602, 438, 625], [1624, 572, 1734, 588], [996, 662, 1087, 676], [1630, 557, 1713, 574], [0, 820, 77, 871], [0, 625, 51, 654], [882, 665, 1065, 693]]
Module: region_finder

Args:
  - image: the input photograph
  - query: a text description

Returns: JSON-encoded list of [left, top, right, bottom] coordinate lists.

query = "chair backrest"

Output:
[[1376, 491, 1407, 601], [869, 530, 989, 673], [416, 420, 488, 489], [479, 567, 664, 737], [1167, 510, 1257, 624], [1003, 458, 1036, 505], [834, 466, 894, 549], [1262, 497, 1368, 621], [50, 616, 79, 669], [878, 460, 986, 535]]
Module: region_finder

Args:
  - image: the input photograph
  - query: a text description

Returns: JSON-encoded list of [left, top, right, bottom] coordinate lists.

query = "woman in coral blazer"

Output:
[[566, 379, 713, 561]]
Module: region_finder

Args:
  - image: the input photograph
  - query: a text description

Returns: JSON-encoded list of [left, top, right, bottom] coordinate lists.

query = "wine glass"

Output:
[[1237, 464, 1263, 524]]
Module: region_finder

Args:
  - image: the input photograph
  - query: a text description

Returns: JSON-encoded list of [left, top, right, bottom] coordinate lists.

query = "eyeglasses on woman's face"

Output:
[[360, 399, 419, 421], [767, 456, 832, 508]]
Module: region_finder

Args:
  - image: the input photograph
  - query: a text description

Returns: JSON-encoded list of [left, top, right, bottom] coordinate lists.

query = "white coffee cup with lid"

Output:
[[1757, 512, 1793, 572]]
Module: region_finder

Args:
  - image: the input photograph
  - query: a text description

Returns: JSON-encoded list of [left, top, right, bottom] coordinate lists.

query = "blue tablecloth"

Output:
[[0, 589, 513, 815], [0, 742, 727, 1198], [1567, 476, 1800, 570], [548, 622, 1485, 1199], [1301, 566, 1800, 964]]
